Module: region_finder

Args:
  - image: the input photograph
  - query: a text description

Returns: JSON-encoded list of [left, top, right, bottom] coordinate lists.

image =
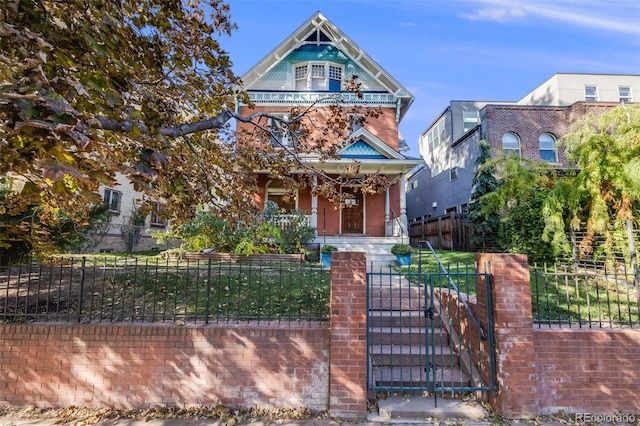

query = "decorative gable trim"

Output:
[[339, 128, 405, 160], [240, 11, 414, 121]]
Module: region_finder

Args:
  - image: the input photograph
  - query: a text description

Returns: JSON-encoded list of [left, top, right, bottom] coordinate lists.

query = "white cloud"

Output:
[[460, 0, 640, 35]]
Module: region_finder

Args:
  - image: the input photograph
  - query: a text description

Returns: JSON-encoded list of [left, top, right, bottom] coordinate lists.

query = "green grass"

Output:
[[403, 248, 638, 326], [96, 262, 330, 322]]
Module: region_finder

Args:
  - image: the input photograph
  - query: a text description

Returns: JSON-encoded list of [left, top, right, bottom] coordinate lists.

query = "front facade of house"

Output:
[[406, 73, 640, 221], [237, 12, 422, 239]]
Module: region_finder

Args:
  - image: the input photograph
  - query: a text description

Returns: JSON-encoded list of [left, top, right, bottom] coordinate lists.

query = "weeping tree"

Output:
[[0, 0, 383, 254], [546, 103, 640, 263], [475, 104, 640, 264]]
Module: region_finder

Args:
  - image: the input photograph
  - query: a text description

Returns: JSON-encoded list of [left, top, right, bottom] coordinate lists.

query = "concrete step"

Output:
[[368, 310, 441, 328], [368, 327, 448, 345], [376, 396, 489, 420], [372, 365, 470, 389], [369, 344, 459, 367]]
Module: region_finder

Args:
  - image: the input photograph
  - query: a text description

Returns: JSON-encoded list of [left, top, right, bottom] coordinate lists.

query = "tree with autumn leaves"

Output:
[[0, 0, 381, 254]]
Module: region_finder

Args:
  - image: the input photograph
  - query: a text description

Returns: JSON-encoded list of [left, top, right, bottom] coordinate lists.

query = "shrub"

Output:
[[391, 243, 412, 256], [320, 244, 338, 254]]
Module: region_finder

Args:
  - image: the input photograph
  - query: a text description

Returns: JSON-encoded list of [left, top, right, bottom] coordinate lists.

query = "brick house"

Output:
[[406, 73, 640, 221], [235, 12, 422, 255]]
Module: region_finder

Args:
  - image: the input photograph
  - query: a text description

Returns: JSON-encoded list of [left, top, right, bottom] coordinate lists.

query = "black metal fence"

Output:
[[0, 257, 331, 324], [531, 263, 639, 328]]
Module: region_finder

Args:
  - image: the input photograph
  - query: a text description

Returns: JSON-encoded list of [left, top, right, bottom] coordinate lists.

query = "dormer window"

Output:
[[294, 62, 343, 91]]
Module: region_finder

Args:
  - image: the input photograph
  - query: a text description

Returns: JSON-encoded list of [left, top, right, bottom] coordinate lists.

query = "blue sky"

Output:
[[219, 0, 640, 155]]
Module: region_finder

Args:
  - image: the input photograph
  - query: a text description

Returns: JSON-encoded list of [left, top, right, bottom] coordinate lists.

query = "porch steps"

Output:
[[316, 236, 405, 265], [368, 272, 488, 420]]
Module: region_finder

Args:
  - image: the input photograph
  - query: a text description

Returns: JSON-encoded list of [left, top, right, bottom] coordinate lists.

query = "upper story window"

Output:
[[539, 133, 557, 163], [268, 114, 296, 147], [425, 118, 447, 153], [619, 86, 633, 103], [103, 188, 122, 213], [584, 85, 599, 102], [463, 110, 480, 132], [502, 132, 521, 158], [294, 62, 343, 91], [450, 153, 459, 181]]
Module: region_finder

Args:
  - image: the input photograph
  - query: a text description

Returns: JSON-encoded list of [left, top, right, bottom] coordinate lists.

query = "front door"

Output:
[[342, 187, 363, 234]]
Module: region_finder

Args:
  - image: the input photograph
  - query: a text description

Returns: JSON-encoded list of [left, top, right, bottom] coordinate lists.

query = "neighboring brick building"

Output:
[[407, 73, 640, 221]]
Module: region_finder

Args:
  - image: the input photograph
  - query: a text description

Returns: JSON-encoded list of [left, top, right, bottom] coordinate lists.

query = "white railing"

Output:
[[272, 214, 312, 229]]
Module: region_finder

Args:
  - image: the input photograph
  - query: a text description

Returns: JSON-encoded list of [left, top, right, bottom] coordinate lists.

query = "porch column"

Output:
[[399, 173, 408, 237], [310, 177, 318, 234], [384, 187, 391, 237]]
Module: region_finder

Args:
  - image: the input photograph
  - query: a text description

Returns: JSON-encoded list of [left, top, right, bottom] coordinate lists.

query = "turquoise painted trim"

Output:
[[341, 140, 387, 159]]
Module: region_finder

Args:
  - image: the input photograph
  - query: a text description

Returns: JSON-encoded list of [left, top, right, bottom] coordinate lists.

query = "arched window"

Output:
[[502, 132, 521, 157], [539, 133, 557, 162]]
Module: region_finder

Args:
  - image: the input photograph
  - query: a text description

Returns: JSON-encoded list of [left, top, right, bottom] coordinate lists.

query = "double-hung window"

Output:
[[462, 110, 480, 132], [539, 133, 557, 162], [584, 85, 599, 102], [619, 86, 633, 103], [502, 132, 521, 158], [268, 114, 291, 147], [103, 188, 122, 213], [294, 62, 343, 91], [450, 153, 459, 181], [150, 202, 167, 227]]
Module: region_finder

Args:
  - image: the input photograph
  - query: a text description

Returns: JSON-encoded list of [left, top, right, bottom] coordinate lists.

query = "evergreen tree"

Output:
[[466, 139, 501, 250]]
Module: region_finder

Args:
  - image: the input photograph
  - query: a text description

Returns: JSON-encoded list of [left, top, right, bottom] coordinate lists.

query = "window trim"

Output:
[[103, 188, 122, 214], [462, 110, 480, 133], [539, 133, 558, 163], [293, 61, 343, 91], [502, 132, 521, 158], [584, 85, 599, 102], [618, 86, 633, 103], [265, 181, 298, 213], [449, 152, 459, 181], [150, 202, 167, 228]]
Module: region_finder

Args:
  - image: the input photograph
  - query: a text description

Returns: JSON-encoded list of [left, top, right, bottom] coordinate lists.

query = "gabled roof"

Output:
[[339, 128, 406, 160], [240, 11, 414, 122]]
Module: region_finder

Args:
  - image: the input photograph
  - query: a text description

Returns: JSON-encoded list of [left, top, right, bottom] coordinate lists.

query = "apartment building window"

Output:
[[502, 132, 521, 158], [449, 153, 459, 181], [539, 133, 557, 162], [150, 202, 167, 228], [294, 62, 343, 91], [425, 118, 446, 153], [103, 188, 121, 213], [584, 85, 599, 102], [619, 86, 633, 103], [406, 180, 418, 192], [463, 110, 480, 132]]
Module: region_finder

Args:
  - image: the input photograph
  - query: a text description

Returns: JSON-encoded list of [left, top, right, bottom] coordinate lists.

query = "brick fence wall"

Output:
[[476, 253, 640, 417], [0, 322, 329, 410], [534, 327, 640, 415]]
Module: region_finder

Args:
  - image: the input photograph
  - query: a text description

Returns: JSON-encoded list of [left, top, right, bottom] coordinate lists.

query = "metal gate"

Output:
[[367, 263, 496, 395]]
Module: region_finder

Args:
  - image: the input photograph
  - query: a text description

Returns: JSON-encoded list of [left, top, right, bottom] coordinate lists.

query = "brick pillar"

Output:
[[329, 251, 368, 418], [476, 253, 538, 417]]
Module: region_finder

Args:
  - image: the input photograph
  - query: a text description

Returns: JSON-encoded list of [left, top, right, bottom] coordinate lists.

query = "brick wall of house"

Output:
[[533, 327, 640, 415], [236, 106, 399, 150], [0, 322, 330, 411]]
